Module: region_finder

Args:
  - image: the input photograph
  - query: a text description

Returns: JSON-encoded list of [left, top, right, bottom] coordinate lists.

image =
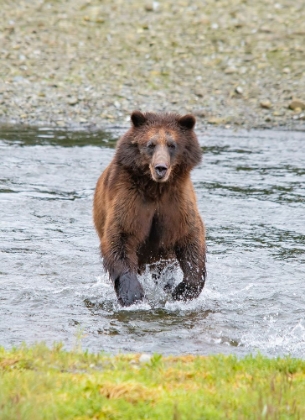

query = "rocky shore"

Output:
[[1, 0, 305, 130]]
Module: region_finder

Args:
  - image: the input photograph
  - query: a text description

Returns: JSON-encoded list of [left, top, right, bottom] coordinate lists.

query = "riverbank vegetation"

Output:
[[1, 344, 305, 419]]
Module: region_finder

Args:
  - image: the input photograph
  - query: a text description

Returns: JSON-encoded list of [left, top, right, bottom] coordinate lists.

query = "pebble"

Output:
[[139, 354, 152, 364], [68, 97, 78, 106], [144, 2, 154, 11], [293, 113, 305, 120], [288, 100, 305, 111], [194, 110, 206, 117], [208, 117, 226, 125], [260, 100, 272, 109], [224, 67, 237, 74]]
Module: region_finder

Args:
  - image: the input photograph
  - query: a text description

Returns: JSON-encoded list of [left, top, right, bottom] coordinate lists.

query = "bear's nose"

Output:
[[155, 164, 168, 178]]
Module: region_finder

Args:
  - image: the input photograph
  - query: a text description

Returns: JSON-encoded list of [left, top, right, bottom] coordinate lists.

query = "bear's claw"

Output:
[[115, 272, 145, 307]]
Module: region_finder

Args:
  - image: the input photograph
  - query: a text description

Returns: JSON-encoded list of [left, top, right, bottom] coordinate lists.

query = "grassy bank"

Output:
[[1, 344, 305, 419]]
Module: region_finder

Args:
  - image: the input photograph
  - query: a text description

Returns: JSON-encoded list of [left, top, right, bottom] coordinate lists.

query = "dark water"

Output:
[[1, 125, 304, 357]]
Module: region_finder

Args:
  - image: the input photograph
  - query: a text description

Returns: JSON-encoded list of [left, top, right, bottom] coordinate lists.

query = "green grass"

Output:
[[1, 344, 305, 419]]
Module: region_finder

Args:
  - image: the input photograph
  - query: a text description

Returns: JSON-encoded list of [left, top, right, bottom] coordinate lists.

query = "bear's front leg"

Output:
[[114, 272, 144, 307], [101, 233, 145, 306], [173, 241, 206, 301]]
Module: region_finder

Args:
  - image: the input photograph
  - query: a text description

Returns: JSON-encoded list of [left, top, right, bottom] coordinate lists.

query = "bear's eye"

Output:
[[167, 142, 176, 150], [147, 142, 156, 150]]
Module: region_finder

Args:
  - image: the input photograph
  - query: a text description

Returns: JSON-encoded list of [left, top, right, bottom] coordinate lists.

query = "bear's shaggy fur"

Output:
[[93, 111, 206, 306]]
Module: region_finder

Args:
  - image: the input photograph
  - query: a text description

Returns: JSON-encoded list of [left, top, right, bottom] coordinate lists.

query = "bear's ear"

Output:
[[131, 111, 147, 127], [178, 114, 196, 130]]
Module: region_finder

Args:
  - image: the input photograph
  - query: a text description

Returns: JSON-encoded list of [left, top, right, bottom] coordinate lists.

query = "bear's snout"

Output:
[[155, 164, 168, 179], [150, 161, 171, 182], [150, 144, 171, 182]]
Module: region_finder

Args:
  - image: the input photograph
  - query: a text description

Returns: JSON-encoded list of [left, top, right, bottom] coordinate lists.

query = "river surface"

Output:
[[1, 126, 304, 357]]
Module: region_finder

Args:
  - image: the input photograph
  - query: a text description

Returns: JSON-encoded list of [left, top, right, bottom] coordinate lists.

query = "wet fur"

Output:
[[93, 111, 206, 306]]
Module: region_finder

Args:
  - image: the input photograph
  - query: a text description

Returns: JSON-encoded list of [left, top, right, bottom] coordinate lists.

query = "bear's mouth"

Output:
[[150, 164, 171, 182]]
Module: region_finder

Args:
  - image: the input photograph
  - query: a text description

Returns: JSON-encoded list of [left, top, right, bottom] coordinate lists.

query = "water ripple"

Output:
[[0, 127, 304, 357]]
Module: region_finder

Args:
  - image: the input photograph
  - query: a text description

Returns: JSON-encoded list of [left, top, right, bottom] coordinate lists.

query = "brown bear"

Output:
[[93, 111, 206, 306]]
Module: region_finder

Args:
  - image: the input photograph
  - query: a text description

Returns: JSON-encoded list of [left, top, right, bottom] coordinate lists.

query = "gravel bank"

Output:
[[1, 0, 305, 130]]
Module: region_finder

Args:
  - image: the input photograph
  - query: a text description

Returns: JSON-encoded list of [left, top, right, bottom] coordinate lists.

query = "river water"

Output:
[[1, 126, 304, 357]]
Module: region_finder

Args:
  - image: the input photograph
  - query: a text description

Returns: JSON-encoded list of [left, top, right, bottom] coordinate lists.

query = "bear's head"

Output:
[[116, 111, 202, 183]]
